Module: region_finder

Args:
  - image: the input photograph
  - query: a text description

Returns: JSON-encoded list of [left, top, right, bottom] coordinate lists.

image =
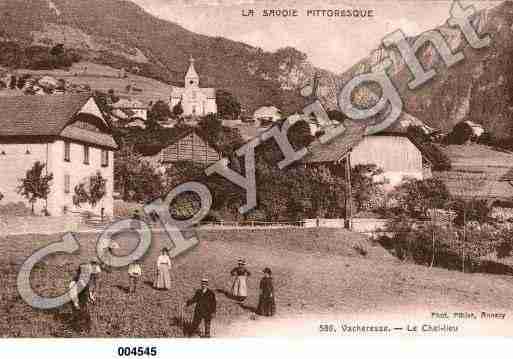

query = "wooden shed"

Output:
[[143, 129, 221, 167]]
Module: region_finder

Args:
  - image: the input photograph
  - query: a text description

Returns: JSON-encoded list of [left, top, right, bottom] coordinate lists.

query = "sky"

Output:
[[131, 0, 499, 73]]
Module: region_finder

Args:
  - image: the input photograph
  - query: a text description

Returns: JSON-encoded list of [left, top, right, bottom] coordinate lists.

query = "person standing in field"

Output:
[[154, 248, 172, 290], [69, 264, 92, 332], [230, 259, 251, 302], [88, 260, 102, 303], [128, 260, 142, 294], [256, 267, 276, 317], [101, 241, 119, 272], [185, 278, 217, 338]]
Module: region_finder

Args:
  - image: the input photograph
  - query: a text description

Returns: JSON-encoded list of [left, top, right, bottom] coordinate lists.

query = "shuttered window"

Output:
[[101, 150, 109, 167], [83, 145, 90, 165], [64, 174, 70, 194], [64, 142, 71, 162]]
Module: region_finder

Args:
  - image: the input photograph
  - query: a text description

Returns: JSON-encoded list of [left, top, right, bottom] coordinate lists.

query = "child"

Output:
[[89, 260, 102, 303], [128, 260, 142, 294]]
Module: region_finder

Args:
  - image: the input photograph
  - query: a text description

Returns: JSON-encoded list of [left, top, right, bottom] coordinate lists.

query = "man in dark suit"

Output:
[[186, 278, 217, 338]]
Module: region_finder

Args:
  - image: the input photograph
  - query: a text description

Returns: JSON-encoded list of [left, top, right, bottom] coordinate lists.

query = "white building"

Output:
[[0, 94, 117, 217], [304, 123, 436, 190], [170, 57, 217, 117]]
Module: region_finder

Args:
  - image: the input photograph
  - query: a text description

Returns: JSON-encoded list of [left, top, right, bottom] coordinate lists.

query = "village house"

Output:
[[110, 98, 149, 123], [302, 122, 444, 227], [0, 94, 118, 217], [170, 57, 217, 117], [304, 123, 437, 189], [141, 129, 221, 172]]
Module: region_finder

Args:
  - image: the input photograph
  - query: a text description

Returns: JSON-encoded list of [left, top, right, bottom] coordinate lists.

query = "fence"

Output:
[[198, 220, 305, 228]]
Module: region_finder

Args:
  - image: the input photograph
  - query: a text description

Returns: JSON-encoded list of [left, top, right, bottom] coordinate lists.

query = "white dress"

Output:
[[154, 255, 171, 289]]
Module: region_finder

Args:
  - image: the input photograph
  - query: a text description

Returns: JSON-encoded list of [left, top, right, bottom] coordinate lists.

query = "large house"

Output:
[[170, 57, 217, 117], [0, 94, 118, 217]]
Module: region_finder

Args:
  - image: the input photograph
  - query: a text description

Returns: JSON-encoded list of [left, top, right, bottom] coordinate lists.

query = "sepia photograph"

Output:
[[0, 0, 512, 352]]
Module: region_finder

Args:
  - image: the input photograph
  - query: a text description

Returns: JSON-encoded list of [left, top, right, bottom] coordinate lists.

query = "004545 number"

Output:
[[117, 347, 157, 356]]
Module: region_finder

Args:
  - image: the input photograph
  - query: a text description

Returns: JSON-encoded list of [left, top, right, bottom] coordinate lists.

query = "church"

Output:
[[170, 57, 217, 117]]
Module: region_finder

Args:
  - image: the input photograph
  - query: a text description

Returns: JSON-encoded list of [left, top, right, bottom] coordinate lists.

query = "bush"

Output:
[[382, 218, 502, 272], [0, 201, 32, 217], [379, 225, 466, 270], [496, 240, 512, 259]]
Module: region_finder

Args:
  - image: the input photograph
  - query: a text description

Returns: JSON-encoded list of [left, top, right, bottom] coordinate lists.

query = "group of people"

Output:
[[229, 259, 276, 317], [68, 246, 276, 338]]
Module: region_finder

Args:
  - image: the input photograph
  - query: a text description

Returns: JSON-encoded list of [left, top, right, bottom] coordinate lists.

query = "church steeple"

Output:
[[185, 56, 199, 88]]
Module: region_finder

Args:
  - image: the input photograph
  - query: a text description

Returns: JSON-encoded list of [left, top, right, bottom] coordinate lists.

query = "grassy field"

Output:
[[1, 227, 513, 337]]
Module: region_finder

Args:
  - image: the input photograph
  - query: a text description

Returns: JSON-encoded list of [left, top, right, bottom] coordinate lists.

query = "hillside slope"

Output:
[[0, 0, 341, 114], [339, 1, 513, 138]]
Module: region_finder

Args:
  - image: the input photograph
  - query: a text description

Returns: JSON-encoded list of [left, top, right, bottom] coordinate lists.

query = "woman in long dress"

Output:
[[230, 259, 250, 302], [257, 267, 275, 316], [154, 248, 172, 290]]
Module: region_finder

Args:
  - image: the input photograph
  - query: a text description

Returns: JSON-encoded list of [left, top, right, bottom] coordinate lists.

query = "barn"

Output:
[[303, 122, 439, 190], [141, 129, 222, 170]]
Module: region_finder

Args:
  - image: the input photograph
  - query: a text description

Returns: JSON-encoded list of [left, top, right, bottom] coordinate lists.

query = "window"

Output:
[[83, 145, 90, 165], [101, 150, 109, 167], [64, 142, 71, 162], [64, 174, 70, 194]]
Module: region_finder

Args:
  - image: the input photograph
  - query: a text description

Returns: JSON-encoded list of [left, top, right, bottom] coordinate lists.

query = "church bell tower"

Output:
[[185, 56, 199, 88]]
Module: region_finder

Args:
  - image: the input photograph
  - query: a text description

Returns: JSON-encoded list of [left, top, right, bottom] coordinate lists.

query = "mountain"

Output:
[[338, 1, 513, 139], [0, 0, 341, 114]]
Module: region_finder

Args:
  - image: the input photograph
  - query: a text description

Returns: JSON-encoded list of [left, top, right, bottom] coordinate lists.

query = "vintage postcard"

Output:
[[0, 0, 512, 352]]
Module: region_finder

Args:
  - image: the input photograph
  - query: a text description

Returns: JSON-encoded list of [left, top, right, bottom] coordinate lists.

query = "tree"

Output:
[[392, 178, 451, 218], [114, 147, 164, 202], [50, 44, 65, 57], [448, 172, 490, 272], [198, 114, 222, 143], [17, 161, 53, 215], [73, 172, 107, 208], [288, 119, 315, 150], [447, 121, 474, 145], [351, 164, 385, 212], [216, 90, 241, 120], [327, 110, 347, 124], [172, 101, 184, 119], [149, 100, 172, 122]]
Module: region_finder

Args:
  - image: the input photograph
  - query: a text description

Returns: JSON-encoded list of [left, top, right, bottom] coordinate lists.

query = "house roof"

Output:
[[302, 118, 449, 169], [111, 98, 147, 109], [0, 93, 92, 137], [253, 106, 281, 120], [302, 121, 366, 163], [434, 170, 513, 200], [137, 128, 221, 157], [185, 60, 199, 80], [434, 144, 513, 200], [0, 94, 118, 149]]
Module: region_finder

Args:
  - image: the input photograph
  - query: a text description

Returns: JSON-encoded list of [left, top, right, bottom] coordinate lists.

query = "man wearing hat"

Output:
[[185, 277, 217, 338]]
